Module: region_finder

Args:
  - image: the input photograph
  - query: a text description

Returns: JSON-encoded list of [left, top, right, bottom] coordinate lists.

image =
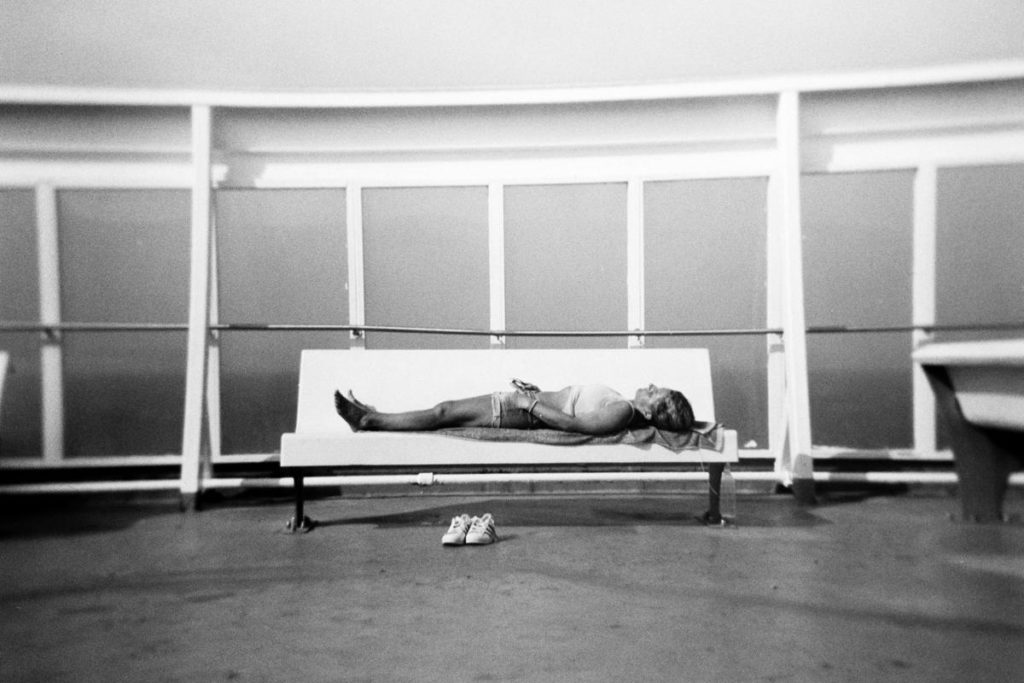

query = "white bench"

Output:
[[914, 339, 1024, 522], [281, 348, 739, 532]]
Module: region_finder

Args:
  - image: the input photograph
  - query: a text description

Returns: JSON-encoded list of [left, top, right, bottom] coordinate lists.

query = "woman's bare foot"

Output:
[[335, 390, 369, 431], [347, 390, 376, 413]]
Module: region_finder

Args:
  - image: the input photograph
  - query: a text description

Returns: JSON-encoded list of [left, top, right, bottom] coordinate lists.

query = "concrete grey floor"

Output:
[[2, 490, 1023, 683]]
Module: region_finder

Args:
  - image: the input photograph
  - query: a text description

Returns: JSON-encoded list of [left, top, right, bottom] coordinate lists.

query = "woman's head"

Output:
[[634, 384, 695, 432]]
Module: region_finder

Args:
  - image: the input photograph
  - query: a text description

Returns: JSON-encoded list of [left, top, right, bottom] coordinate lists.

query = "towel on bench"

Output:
[[434, 420, 724, 453]]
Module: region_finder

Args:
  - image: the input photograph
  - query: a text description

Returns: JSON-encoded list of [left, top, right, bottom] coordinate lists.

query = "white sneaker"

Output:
[[466, 513, 497, 545], [441, 514, 472, 545]]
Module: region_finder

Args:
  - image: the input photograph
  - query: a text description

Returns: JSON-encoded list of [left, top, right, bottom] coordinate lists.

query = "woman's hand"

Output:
[[511, 378, 541, 393], [514, 391, 536, 410], [510, 378, 539, 410]]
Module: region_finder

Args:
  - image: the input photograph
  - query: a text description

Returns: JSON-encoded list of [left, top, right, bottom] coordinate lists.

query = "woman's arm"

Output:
[[512, 392, 633, 435]]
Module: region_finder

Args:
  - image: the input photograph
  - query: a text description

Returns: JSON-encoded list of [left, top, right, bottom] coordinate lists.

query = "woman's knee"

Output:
[[431, 401, 457, 423], [431, 398, 486, 427]]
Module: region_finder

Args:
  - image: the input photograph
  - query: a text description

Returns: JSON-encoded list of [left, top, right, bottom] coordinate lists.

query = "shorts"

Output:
[[490, 391, 540, 429]]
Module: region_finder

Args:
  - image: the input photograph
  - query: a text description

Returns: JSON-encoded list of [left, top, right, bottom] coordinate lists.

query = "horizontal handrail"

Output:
[[220, 324, 785, 337], [0, 321, 780, 336], [0, 322, 190, 332], [2, 321, 1022, 336], [806, 322, 1024, 335], [3, 60, 1023, 108]]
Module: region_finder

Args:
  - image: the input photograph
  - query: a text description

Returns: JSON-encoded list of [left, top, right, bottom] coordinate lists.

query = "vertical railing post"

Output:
[[766, 174, 788, 477], [912, 164, 938, 455], [776, 91, 815, 503], [35, 184, 64, 464], [346, 185, 366, 350], [488, 183, 507, 349], [180, 105, 213, 510], [626, 179, 645, 349], [204, 215, 222, 476]]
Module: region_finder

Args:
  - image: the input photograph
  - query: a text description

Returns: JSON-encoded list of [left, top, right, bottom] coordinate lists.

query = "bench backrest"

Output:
[[292, 348, 717, 435]]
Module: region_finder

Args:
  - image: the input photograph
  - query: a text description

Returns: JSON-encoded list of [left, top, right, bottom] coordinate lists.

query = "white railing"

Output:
[[2, 61, 1024, 502]]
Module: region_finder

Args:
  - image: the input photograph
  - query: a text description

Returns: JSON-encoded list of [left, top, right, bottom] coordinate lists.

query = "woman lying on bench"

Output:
[[334, 382, 694, 436]]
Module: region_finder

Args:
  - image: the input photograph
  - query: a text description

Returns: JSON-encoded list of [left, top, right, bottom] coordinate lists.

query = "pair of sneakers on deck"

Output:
[[442, 513, 497, 546]]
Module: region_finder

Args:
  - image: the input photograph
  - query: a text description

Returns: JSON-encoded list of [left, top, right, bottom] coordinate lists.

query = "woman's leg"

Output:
[[335, 391, 493, 431]]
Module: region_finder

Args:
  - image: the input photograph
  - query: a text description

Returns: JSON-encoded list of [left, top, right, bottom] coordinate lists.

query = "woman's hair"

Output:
[[650, 389, 695, 432]]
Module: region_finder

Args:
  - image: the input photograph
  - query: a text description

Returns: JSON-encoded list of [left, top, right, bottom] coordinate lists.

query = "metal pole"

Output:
[[35, 185, 65, 464], [180, 105, 213, 511], [776, 91, 815, 504]]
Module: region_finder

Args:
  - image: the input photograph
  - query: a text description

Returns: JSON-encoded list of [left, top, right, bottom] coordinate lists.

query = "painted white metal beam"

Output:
[[35, 185, 64, 463], [0, 453, 276, 468], [488, 183, 507, 348], [345, 185, 366, 349], [2, 59, 1022, 107], [204, 216, 222, 473], [180, 105, 214, 506], [765, 174, 788, 474], [912, 165, 938, 454], [7, 470, 1024, 496], [775, 91, 814, 499], [217, 148, 776, 190], [0, 162, 193, 189], [626, 179, 645, 349], [804, 129, 1024, 173]]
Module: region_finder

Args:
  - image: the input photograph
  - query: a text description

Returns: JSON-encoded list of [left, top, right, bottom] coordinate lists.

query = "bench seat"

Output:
[[284, 429, 736, 467]]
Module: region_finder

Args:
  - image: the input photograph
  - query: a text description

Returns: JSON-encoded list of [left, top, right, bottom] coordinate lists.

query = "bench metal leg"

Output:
[[701, 462, 726, 525], [925, 366, 1023, 523], [286, 471, 316, 533]]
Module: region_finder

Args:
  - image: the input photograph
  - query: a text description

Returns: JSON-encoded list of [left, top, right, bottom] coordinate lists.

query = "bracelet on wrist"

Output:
[[528, 399, 539, 417]]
